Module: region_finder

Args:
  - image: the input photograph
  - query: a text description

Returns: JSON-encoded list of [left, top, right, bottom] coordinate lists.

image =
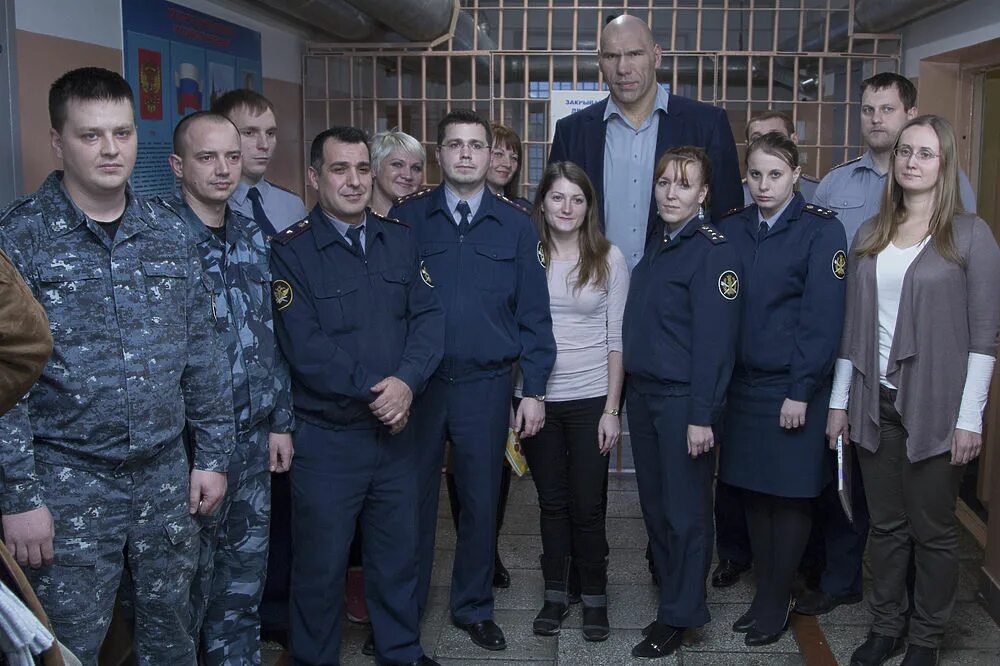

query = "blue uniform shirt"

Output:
[[717, 193, 847, 402], [230, 179, 308, 235], [0, 172, 236, 513], [623, 215, 742, 425], [814, 151, 977, 243], [389, 186, 556, 396], [164, 196, 294, 444], [269, 205, 444, 429]]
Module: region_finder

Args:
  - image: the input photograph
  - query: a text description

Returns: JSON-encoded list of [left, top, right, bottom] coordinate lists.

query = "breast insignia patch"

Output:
[[537, 241, 548, 269], [832, 250, 847, 280], [420, 261, 434, 288], [719, 270, 740, 300], [272, 279, 293, 310]]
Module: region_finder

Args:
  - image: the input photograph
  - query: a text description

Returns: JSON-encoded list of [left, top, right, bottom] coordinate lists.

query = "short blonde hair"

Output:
[[370, 128, 425, 174]]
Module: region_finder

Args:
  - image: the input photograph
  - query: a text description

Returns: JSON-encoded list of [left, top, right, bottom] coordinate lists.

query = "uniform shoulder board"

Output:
[[722, 203, 752, 218], [0, 197, 36, 225], [803, 203, 837, 219], [394, 188, 433, 206], [697, 224, 726, 244], [370, 209, 409, 228], [831, 155, 863, 170], [272, 218, 312, 245], [496, 193, 530, 214], [801, 173, 820, 184]]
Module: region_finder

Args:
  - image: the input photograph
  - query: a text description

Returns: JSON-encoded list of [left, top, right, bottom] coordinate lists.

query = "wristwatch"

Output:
[[524, 394, 546, 402], [603, 408, 620, 416]]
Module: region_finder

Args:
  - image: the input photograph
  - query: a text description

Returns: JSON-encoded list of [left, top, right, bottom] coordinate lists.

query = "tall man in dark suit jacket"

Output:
[[548, 14, 742, 269]]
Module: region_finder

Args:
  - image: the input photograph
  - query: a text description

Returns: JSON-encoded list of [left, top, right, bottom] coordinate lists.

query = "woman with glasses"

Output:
[[829, 115, 1000, 666], [716, 131, 848, 647], [369, 128, 425, 217]]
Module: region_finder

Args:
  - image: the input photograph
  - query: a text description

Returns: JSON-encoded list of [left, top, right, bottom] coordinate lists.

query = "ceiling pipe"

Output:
[[255, 0, 374, 41], [341, 0, 457, 43]]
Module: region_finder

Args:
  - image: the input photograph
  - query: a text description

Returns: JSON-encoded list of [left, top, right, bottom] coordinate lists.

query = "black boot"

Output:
[[533, 556, 570, 636], [579, 559, 610, 642]]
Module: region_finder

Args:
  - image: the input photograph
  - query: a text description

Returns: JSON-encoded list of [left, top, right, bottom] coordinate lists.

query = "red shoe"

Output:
[[346, 567, 370, 624]]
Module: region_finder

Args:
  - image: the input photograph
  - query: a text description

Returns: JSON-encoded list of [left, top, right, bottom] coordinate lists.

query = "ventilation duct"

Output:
[[255, 0, 374, 41], [341, 0, 457, 43]]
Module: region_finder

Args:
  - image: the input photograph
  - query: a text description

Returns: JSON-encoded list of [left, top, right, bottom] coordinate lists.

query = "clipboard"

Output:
[[837, 435, 854, 524]]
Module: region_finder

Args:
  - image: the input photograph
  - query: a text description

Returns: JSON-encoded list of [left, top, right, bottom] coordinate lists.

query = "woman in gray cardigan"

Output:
[[827, 115, 1000, 666]]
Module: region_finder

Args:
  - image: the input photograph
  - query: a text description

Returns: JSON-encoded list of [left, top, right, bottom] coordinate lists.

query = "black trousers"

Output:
[[520, 396, 610, 565], [745, 490, 812, 633], [856, 386, 964, 648]]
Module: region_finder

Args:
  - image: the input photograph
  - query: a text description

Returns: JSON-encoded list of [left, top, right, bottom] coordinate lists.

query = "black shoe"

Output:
[[631, 623, 683, 658], [361, 632, 375, 656], [850, 632, 904, 666], [641, 619, 656, 637], [794, 590, 863, 616], [745, 598, 792, 646], [732, 608, 755, 633], [401, 658, 441, 666], [260, 627, 289, 649], [532, 601, 570, 636], [711, 560, 750, 588], [493, 557, 511, 588], [452, 619, 506, 651], [582, 604, 610, 642], [900, 644, 939, 665]]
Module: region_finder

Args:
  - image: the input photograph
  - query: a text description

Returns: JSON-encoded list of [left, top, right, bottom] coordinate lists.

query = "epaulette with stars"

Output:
[[393, 188, 433, 206], [495, 192, 531, 215], [272, 218, 312, 245], [722, 203, 753, 218], [697, 224, 727, 244], [370, 208, 409, 228], [803, 203, 837, 219], [830, 155, 863, 170]]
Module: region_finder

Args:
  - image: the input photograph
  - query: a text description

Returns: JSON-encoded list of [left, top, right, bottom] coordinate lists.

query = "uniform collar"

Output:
[[232, 178, 271, 206], [855, 151, 881, 175], [430, 184, 504, 226], [309, 204, 383, 250], [443, 183, 486, 220], [165, 194, 244, 246], [40, 171, 148, 238], [758, 195, 796, 229]]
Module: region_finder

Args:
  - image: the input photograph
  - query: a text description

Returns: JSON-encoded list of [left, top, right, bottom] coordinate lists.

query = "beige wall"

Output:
[[15, 30, 122, 195], [13, 32, 306, 199]]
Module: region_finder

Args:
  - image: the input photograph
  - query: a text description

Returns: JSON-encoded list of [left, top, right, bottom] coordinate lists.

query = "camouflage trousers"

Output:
[[25, 442, 199, 666], [190, 425, 271, 666]]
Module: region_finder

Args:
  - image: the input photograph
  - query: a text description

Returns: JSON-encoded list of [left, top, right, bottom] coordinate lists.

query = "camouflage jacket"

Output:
[[0, 172, 236, 514], [162, 196, 294, 444]]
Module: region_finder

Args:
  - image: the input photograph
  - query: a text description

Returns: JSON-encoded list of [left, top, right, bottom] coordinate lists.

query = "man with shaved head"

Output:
[[549, 14, 742, 270], [166, 111, 295, 664]]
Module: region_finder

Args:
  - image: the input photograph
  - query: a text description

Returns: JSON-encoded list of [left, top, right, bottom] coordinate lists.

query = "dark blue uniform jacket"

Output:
[[623, 216, 742, 425], [389, 186, 555, 396], [716, 193, 848, 401], [269, 205, 445, 429]]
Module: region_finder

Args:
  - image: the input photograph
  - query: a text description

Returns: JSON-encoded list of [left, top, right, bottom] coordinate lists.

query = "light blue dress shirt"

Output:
[[443, 185, 485, 226], [603, 85, 671, 270], [323, 209, 367, 250], [230, 179, 308, 234]]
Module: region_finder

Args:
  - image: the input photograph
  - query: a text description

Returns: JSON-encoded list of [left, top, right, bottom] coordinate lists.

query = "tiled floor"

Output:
[[264, 472, 1000, 665]]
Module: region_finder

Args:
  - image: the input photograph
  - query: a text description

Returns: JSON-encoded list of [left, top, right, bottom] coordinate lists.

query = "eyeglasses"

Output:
[[893, 146, 939, 162], [441, 140, 488, 153]]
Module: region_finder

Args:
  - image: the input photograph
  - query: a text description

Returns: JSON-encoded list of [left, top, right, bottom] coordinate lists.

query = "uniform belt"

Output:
[[628, 376, 690, 397], [434, 360, 511, 383]]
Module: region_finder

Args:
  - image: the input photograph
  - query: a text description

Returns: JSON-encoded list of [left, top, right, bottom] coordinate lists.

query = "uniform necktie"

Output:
[[346, 225, 365, 256], [247, 187, 277, 237], [757, 220, 768, 243], [456, 200, 472, 236]]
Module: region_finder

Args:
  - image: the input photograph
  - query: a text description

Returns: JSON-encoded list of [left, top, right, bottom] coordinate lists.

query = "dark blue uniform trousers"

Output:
[[628, 387, 714, 628], [414, 372, 511, 624], [290, 421, 422, 665], [714, 480, 752, 566]]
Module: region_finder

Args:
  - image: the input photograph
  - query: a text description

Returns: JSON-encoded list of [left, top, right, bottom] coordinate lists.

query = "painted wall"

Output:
[[901, 0, 1000, 78], [12, 0, 306, 196]]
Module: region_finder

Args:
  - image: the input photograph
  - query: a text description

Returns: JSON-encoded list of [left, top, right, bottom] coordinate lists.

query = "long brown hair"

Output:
[[532, 161, 611, 293], [655, 145, 713, 216], [491, 123, 523, 199], [856, 114, 964, 264]]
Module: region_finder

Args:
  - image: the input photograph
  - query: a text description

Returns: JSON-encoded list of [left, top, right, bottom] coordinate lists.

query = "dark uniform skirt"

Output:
[[720, 376, 832, 498]]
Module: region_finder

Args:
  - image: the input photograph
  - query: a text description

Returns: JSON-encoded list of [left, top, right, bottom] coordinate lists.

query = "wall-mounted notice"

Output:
[[123, 0, 262, 196]]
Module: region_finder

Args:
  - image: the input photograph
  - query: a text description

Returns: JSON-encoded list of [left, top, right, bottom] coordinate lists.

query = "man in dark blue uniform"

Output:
[[270, 126, 444, 666], [390, 110, 556, 652]]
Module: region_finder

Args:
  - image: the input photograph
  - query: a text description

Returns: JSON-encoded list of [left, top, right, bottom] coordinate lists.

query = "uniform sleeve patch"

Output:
[[719, 270, 740, 300], [832, 250, 847, 279], [537, 241, 548, 269], [420, 261, 434, 287], [272, 279, 293, 310]]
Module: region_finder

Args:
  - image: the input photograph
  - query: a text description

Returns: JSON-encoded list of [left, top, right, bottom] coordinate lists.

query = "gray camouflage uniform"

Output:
[[0, 171, 235, 666], [163, 196, 294, 665]]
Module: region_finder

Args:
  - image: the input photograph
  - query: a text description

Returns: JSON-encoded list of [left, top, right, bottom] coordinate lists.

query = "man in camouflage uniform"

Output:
[[164, 111, 294, 665], [0, 67, 234, 665]]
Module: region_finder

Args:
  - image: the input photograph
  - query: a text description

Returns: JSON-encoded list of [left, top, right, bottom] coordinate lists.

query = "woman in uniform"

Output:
[[829, 115, 1000, 666], [369, 128, 425, 217], [716, 131, 847, 646], [485, 122, 531, 208], [623, 146, 742, 659]]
